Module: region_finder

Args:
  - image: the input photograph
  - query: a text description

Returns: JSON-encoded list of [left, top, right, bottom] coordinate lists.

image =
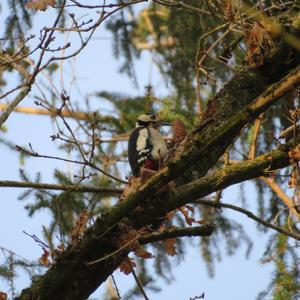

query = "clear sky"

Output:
[[0, 2, 274, 299]]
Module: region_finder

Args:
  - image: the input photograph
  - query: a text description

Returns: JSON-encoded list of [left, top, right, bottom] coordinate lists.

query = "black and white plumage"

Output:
[[128, 114, 170, 177]]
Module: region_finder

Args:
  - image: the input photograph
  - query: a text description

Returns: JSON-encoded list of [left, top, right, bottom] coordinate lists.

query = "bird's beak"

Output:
[[157, 120, 173, 127]]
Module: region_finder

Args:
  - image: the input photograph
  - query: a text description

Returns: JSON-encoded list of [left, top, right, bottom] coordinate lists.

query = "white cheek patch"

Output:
[[136, 128, 148, 151]]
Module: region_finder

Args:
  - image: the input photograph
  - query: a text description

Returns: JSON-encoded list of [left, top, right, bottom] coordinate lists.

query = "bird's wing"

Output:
[[128, 127, 152, 176]]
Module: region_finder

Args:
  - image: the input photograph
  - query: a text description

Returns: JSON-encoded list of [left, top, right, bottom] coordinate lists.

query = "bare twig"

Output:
[[189, 294, 205, 300], [87, 234, 141, 266], [0, 86, 32, 127], [0, 180, 123, 194], [196, 28, 231, 71], [127, 257, 150, 300], [195, 24, 232, 116], [194, 199, 300, 240], [68, 0, 146, 9], [153, 0, 211, 16], [16, 144, 128, 184], [23, 231, 50, 250], [55, 96, 88, 161], [0, 84, 29, 100], [0, 1, 67, 127], [110, 275, 121, 299], [40, 0, 146, 73]]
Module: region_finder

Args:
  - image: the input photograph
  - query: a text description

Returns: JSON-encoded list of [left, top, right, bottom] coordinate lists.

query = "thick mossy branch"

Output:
[[15, 12, 300, 300], [129, 143, 293, 225]]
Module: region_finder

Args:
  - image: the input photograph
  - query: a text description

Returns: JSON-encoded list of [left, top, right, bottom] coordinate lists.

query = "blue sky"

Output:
[[0, 2, 275, 299]]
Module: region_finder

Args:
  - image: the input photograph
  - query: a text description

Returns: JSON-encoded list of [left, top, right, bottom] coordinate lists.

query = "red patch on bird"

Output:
[[144, 159, 159, 171]]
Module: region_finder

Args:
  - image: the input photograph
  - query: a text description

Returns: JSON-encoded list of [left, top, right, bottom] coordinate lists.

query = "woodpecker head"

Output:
[[136, 113, 171, 128]]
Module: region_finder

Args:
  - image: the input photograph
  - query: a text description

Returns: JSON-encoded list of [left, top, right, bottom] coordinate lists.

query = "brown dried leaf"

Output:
[[288, 170, 297, 188], [38, 247, 51, 267], [289, 145, 300, 161], [157, 224, 167, 233], [119, 257, 136, 275], [290, 108, 300, 120], [113, 222, 141, 252], [26, 0, 56, 11], [0, 292, 7, 300], [165, 238, 177, 256], [135, 245, 154, 259], [179, 206, 195, 226], [71, 210, 89, 245], [185, 204, 195, 214], [245, 22, 273, 68], [222, 0, 235, 22]]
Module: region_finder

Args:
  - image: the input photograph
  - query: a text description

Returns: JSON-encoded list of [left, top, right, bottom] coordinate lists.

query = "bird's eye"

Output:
[[150, 115, 156, 120]]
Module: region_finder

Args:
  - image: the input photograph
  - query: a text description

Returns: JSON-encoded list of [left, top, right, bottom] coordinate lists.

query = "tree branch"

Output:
[[261, 176, 299, 219], [0, 103, 120, 124], [0, 86, 32, 127], [248, 114, 263, 159], [193, 200, 300, 240], [128, 142, 295, 228], [0, 1, 67, 127], [16, 145, 128, 184], [0, 180, 123, 194], [139, 224, 215, 245]]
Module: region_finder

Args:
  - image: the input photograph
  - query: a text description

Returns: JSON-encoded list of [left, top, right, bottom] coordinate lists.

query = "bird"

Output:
[[128, 113, 171, 177]]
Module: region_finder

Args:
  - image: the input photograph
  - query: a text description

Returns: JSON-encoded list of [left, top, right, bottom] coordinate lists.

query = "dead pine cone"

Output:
[[172, 119, 187, 144]]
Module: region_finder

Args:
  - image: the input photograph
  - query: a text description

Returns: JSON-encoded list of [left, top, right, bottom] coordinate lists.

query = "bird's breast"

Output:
[[148, 128, 168, 160]]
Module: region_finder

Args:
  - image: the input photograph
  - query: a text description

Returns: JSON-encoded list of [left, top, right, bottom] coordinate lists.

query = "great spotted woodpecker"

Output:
[[128, 113, 171, 177]]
